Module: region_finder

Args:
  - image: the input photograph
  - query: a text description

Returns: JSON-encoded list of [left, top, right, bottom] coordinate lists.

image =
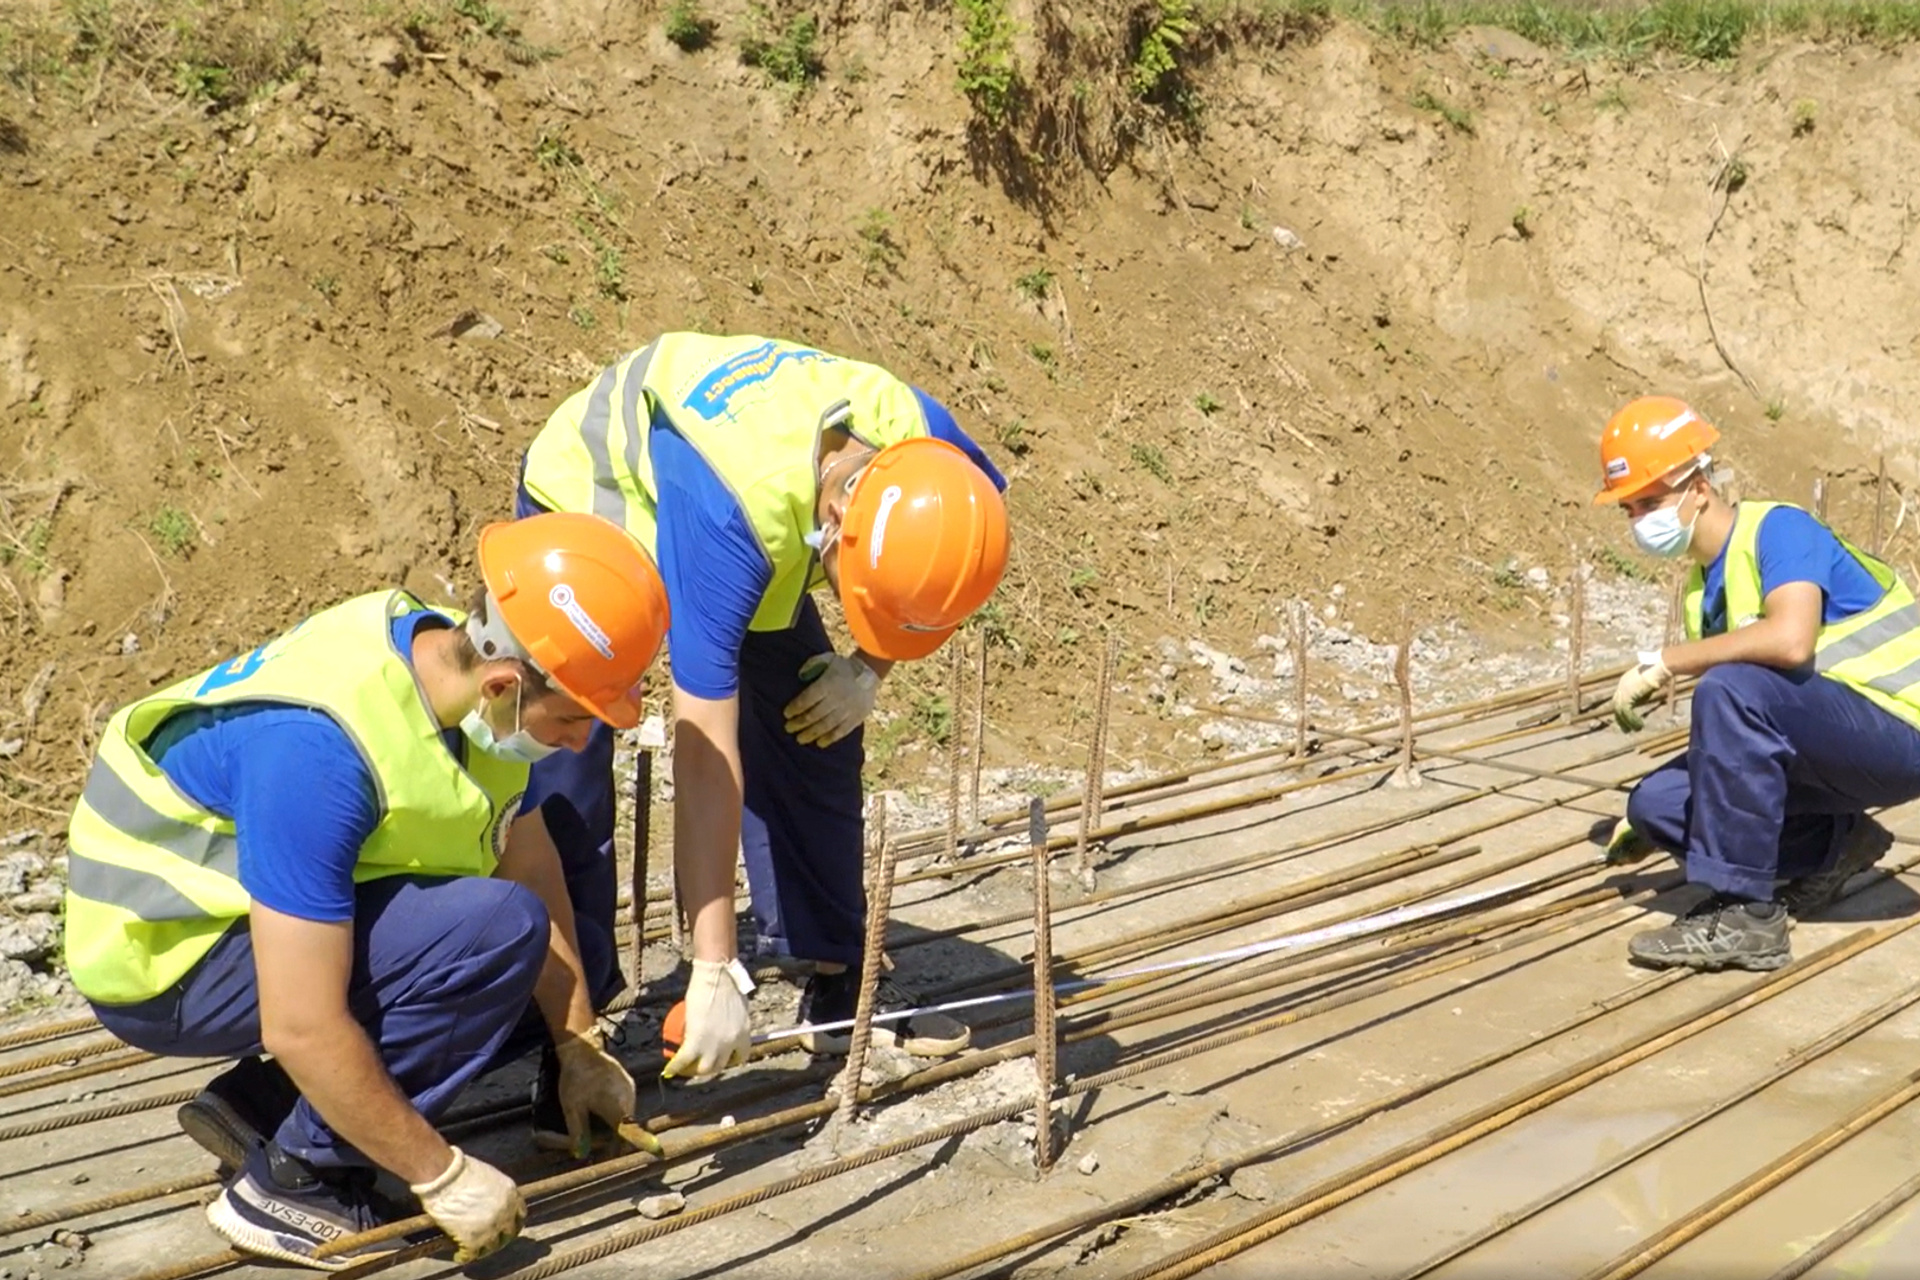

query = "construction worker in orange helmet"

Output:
[[65, 512, 669, 1270], [516, 333, 1011, 1094], [1596, 395, 1920, 973]]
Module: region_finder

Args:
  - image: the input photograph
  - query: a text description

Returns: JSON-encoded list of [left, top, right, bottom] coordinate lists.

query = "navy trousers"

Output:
[[1625, 662, 1920, 900], [94, 875, 548, 1170], [517, 485, 868, 971]]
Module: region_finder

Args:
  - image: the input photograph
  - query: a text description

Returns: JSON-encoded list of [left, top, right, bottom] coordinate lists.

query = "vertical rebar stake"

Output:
[[1814, 475, 1829, 523], [630, 745, 652, 972], [945, 639, 964, 867], [1076, 632, 1115, 889], [970, 634, 988, 829], [1292, 600, 1310, 758], [1092, 632, 1116, 830], [1029, 796, 1057, 1174], [835, 794, 894, 1125], [1660, 571, 1682, 717], [1568, 559, 1587, 722], [1874, 453, 1889, 554], [1391, 608, 1419, 787]]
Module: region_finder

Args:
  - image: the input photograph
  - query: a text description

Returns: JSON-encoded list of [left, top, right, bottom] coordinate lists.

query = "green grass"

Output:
[[1194, 391, 1222, 415], [1592, 543, 1661, 582], [1132, 0, 1198, 99], [1015, 267, 1054, 300], [1411, 86, 1474, 134], [739, 6, 821, 89], [956, 0, 1018, 124], [1130, 442, 1173, 482], [664, 0, 713, 50], [149, 506, 195, 557], [854, 207, 903, 278]]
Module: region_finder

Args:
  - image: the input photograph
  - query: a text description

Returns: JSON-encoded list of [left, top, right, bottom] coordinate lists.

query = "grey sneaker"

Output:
[[1782, 818, 1894, 918], [797, 970, 970, 1057], [1628, 894, 1791, 972]]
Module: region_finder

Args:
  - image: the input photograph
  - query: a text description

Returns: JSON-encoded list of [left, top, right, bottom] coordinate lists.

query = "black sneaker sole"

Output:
[[177, 1092, 259, 1172], [1627, 947, 1792, 973]]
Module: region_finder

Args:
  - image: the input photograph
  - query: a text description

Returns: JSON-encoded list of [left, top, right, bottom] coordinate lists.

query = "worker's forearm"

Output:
[[496, 819, 597, 1039], [1662, 623, 1808, 677], [674, 750, 745, 963], [265, 1018, 451, 1185]]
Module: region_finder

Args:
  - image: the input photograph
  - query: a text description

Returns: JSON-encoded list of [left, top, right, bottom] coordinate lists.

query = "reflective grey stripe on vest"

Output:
[[578, 342, 657, 526], [66, 850, 211, 922], [79, 756, 240, 880], [1815, 600, 1920, 674]]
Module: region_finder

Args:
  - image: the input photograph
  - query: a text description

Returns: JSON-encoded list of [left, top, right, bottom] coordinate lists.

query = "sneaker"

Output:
[[204, 1141, 400, 1271], [1783, 817, 1895, 918], [797, 969, 970, 1057], [1627, 893, 1792, 972], [177, 1056, 302, 1172]]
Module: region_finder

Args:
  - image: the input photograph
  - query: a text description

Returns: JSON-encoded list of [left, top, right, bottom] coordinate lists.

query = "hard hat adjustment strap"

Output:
[[465, 591, 553, 682]]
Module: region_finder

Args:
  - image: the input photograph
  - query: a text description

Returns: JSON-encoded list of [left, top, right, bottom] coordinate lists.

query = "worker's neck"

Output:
[[1687, 496, 1737, 565], [411, 626, 474, 729]]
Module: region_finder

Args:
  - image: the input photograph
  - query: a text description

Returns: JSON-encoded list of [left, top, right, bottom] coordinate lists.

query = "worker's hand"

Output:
[[784, 653, 880, 748], [409, 1146, 525, 1264], [1611, 652, 1672, 733], [661, 958, 754, 1080], [554, 1028, 637, 1158]]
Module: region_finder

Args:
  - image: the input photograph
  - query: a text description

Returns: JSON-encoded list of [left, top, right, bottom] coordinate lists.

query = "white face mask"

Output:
[[460, 678, 558, 764], [1630, 494, 1700, 559]]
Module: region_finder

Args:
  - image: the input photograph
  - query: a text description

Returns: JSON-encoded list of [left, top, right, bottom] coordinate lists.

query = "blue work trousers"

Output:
[[1626, 662, 1920, 900], [516, 483, 868, 970], [93, 875, 548, 1170]]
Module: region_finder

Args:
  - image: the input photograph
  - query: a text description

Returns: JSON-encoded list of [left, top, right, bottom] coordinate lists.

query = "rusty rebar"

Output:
[[1030, 796, 1058, 1174], [834, 796, 895, 1125], [1111, 923, 1917, 1280], [946, 638, 964, 867], [1813, 473, 1829, 522], [0, 1048, 157, 1099], [1074, 631, 1113, 888], [1873, 453, 1889, 553], [1392, 608, 1417, 786], [1762, 1167, 1920, 1280], [630, 745, 653, 974], [1567, 558, 1586, 722], [971, 635, 988, 828], [1579, 1070, 1920, 1280], [0, 1034, 127, 1081], [1292, 600, 1310, 758]]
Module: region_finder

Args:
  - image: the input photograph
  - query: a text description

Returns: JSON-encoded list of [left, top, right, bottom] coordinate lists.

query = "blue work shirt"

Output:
[[654, 386, 1007, 700], [145, 610, 466, 923], [1700, 505, 1886, 636]]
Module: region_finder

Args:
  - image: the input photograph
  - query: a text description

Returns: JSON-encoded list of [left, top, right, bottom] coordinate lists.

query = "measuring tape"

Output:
[[748, 879, 1523, 1047]]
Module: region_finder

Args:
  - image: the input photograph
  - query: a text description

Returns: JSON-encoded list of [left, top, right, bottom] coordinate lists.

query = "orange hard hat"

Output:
[[473, 512, 670, 730], [836, 438, 1010, 662], [661, 1000, 687, 1062], [1593, 396, 1721, 506]]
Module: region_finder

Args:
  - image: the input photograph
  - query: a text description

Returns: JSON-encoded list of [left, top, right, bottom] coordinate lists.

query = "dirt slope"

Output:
[[1, 0, 1917, 831]]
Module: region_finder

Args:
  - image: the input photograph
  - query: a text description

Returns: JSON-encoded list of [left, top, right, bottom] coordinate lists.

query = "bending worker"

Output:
[[1599, 395, 1913, 972], [62, 513, 670, 1270], [518, 331, 1010, 1081]]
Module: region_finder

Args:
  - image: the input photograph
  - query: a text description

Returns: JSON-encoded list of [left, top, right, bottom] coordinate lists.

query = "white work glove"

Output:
[[409, 1146, 525, 1264], [784, 652, 880, 748], [660, 957, 755, 1080], [554, 1028, 637, 1158], [1611, 651, 1673, 733]]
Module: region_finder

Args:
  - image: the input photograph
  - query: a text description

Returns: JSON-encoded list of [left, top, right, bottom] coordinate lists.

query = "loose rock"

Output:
[[1076, 1153, 1100, 1175], [633, 1192, 686, 1220]]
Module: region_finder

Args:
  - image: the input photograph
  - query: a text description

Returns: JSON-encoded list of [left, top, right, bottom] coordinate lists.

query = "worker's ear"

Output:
[[476, 662, 523, 703]]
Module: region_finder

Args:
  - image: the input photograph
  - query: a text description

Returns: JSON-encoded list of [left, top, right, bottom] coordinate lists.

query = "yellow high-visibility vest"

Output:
[[1684, 500, 1920, 730], [63, 592, 527, 1005], [520, 333, 933, 632]]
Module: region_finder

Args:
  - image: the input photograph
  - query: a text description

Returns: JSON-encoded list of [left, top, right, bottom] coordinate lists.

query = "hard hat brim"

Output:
[[844, 594, 954, 662]]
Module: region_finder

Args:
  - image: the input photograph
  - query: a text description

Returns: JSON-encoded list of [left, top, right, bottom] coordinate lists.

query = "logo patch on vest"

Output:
[[494, 791, 526, 860], [684, 342, 833, 421], [548, 584, 615, 659]]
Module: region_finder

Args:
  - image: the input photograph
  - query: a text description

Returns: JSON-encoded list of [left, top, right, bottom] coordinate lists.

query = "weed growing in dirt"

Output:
[[1025, 341, 1056, 372], [1411, 87, 1474, 134], [0, 519, 51, 573], [1511, 205, 1534, 238], [1596, 83, 1631, 111], [594, 245, 626, 301], [1195, 391, 1222, 416], [1130, 442, 1173, 482], [664, 0, 713, 50], [535, 131, 582, 169], [1015, 268, 1054, 300], [997, 419, 1031, 456], [740, 6, 821, 91], [956, 0, 1018, 125], [1592, 544, 1659, 583], [1068, 565, 1100, 597], [855, 208, 904, 279], [1766, 397, 1786, 421], [447, 0, 554, 61], [310, 274, 340, 301], [149, 507, 194, 558], [1130, 0, 1197, 98], [1791, 97, 1817, 135], [568, 305, 596, 330]]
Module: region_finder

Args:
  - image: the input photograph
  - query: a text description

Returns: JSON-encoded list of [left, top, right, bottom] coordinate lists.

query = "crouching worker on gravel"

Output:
[[517, 332, 1010, 1082], [1596, 396, 1918, 973], [60, 512, 670, 1270]]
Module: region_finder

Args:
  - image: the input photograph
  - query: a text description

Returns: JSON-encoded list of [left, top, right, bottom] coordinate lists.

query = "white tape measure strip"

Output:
[[749, 879, 1520, 1047]]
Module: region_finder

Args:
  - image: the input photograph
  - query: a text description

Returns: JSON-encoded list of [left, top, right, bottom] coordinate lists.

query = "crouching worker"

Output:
[[1597, 396, 1915, 972], [61, 512, 669, 1270]]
